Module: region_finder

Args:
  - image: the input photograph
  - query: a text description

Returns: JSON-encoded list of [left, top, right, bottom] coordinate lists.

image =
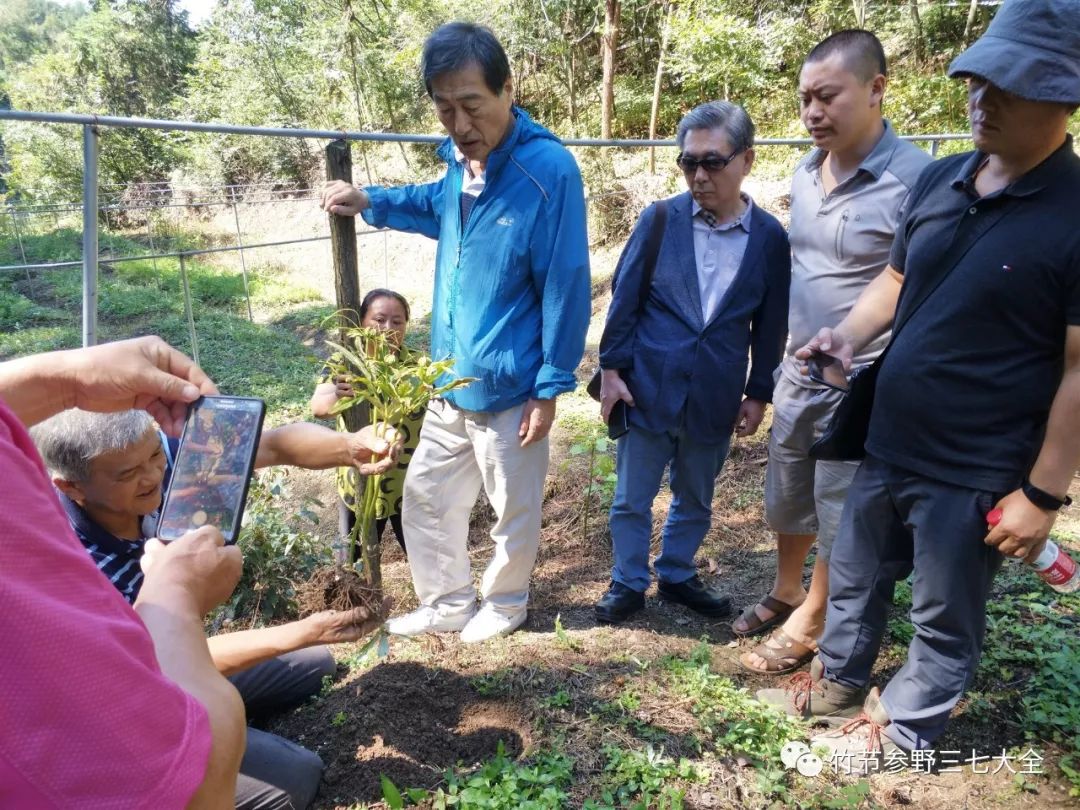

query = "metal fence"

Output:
[[0, 108, 971, 358]]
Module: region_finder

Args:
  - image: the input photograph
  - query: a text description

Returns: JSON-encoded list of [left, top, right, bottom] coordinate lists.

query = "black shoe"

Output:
[[658, 575, 733, 618], [595, 581, 646, 624]]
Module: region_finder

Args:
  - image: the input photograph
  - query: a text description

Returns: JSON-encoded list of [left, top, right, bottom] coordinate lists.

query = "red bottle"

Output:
[[986, 508, 1080, 593]]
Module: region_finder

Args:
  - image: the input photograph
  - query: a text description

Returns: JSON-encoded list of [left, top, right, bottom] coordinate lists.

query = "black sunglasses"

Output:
[[676, 149, 742, 173]]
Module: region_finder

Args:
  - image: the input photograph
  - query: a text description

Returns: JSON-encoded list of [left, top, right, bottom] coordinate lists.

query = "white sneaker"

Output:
[[385, 605, 474, 637], [459, 604, 527, 643]]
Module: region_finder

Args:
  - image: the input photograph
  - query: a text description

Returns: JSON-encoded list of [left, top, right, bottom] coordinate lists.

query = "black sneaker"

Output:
[[595, 581, 646, 624], [657, 575, 733, 618]]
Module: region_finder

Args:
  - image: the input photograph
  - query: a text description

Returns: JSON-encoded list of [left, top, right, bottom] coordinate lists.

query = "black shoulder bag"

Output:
[[587, 199, 669, 401], [810, 202, 1014, 461]]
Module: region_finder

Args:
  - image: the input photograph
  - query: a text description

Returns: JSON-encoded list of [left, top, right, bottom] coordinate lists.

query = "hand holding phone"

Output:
[[806, 351, 850, 393], [157, 396, 266, 543], [608, 399, 630, 440]]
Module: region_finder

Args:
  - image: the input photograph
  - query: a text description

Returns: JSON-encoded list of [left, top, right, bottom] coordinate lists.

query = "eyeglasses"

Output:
[[676, 149, 742, 174]]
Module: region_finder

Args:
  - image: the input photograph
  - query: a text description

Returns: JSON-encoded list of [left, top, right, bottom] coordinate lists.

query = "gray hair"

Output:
[[675, 101, 755, 153], [30, 409, 156, 482]]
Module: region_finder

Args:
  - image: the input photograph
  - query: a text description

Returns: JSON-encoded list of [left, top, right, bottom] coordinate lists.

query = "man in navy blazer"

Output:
[[595, 101, 791, 623]]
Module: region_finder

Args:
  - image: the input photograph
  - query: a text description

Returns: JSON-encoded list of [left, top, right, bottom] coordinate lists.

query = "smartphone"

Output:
[[157, 396, 266, 543], [807, 351, 850, 393], [608, 399, 631, 440]]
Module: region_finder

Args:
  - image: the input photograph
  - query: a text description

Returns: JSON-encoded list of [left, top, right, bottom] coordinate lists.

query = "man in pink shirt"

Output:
[[0, 336, 397, 808]]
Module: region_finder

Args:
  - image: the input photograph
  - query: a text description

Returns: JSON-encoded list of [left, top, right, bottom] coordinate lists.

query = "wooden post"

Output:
[[324, 138, 380, 588], [326, 139, 362, 349]]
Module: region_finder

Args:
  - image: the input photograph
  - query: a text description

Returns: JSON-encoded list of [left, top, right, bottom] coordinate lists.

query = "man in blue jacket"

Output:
[[594, 101, 791, 623], [322, 22, 591, 642]]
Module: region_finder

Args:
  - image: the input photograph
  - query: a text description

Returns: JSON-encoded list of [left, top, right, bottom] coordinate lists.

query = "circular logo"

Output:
[[781, 740, 811, 769], [796, 751, 824, 777]]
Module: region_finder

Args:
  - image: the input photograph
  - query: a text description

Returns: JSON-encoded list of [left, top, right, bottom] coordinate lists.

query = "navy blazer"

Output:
[[598, 191, 791, 444]]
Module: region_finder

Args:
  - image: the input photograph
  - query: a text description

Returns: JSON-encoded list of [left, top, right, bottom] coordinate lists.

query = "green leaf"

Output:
[[381, 774, 404, 809]]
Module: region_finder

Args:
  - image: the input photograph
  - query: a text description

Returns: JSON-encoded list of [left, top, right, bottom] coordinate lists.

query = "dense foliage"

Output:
[[0, 0, 1029, 200]]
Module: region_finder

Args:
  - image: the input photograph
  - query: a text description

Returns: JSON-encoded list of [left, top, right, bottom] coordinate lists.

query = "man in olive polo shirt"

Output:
[[767, 0, 1080, 758], [734, 30, 930, 675]]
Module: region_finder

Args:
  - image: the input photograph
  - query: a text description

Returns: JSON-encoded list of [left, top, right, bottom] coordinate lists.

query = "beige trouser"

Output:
[[401, 398, 549, 617]]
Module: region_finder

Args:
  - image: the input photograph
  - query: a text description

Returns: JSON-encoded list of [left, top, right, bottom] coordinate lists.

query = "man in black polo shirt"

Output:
[[763, 0, 1080, 758]]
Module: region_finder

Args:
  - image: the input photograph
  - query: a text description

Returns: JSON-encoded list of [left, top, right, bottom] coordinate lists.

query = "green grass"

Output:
[[0, 226, 327, 422]]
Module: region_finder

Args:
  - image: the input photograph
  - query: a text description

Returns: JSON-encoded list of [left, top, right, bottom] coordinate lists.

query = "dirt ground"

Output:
[[223, 177, 1078, 809], [260, 417, 1080, 810]]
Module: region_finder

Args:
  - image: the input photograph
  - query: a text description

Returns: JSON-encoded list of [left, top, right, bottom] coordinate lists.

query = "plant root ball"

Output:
[[296, 564, 383, 615]]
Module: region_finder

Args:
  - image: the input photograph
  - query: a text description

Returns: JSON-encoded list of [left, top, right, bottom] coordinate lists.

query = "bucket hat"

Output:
[[948, 0, 1080, 104]]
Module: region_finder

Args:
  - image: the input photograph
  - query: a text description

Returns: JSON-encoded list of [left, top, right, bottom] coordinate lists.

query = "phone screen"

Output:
[[807, 352, 850, 393], [157, 396, 266, 542]]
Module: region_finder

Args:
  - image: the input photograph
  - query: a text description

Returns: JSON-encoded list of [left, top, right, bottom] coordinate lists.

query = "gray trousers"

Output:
[[231, 646, 335, 810], [818, 455, 1004, 751]]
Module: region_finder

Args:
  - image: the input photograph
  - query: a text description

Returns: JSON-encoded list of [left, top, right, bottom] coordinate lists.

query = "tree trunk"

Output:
[[909, 0, 923, 65], [851, 0, 867, 27], [600, 0, 621, 140], [964, 0, 980, 42], [648, 4, 672, 174]]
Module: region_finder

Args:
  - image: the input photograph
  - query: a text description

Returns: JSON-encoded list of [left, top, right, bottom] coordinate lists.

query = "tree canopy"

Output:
[[0, 0, 1037, 200]]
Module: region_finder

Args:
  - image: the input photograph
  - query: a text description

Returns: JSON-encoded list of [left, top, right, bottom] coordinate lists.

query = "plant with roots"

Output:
[[324, 325, 474, 591]]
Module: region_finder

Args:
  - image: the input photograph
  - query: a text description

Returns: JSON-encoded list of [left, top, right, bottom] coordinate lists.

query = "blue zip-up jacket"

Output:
[[361, 108, 591, 413]]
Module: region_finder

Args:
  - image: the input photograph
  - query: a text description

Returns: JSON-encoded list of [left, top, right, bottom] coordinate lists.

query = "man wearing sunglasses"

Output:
[[594, 101, 791, 624], [735, 30, 931, 677]]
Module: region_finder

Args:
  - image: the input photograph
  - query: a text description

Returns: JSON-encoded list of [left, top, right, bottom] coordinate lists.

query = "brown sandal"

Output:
[[731, 594, 799, 638], [738, 628, 817, 675]]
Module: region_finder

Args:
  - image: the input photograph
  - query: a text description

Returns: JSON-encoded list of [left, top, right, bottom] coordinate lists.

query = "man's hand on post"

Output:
[[793, 327, 856, 378], [321, 180, 370, 217], [519, 398, 556, 447], [734, 397, 766, 438], [984, 488, 1057, 564], [599, 369, 635, 424], [138, 527, 242, 617], [345, 424, 403, 475]]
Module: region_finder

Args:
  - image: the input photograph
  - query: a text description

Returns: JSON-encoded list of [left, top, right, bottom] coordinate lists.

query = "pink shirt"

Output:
[[0, 399, 212, 809]]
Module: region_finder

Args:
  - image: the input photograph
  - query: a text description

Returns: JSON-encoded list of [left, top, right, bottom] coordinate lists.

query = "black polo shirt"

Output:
[[867, 137, 1080, 492], [62, 433, 177, 604]]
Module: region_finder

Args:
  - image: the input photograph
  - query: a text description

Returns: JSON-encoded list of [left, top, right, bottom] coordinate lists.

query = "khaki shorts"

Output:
[[764, 374, 860, 559]]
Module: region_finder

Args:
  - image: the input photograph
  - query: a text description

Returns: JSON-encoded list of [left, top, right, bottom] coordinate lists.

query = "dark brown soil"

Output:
[[296, 564, 382, 615], [270, 661, 531, 805]]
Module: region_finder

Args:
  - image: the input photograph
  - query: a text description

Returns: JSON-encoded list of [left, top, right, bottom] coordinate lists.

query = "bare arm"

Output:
[[310, 381, 345, 419], [135, 531, 246, 810], [254, 422, 401, 475], [986, 326, 1080, 562], [1028, 326, 1080, 497], [0, 336, 216, 432], [795, 266, 904, 370], [208, 605, 387, 676]]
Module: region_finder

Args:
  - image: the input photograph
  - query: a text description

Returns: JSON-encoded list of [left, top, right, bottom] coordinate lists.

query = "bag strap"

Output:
[[610, 199, 668, 313], [637, 199, 668, 312], [890, 202, 1014, 340]]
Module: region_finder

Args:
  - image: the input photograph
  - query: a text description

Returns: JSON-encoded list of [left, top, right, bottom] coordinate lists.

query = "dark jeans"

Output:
[[818, 454, 1004, 751], [231, 646, 336, 809], [337, 498, 408, 562]]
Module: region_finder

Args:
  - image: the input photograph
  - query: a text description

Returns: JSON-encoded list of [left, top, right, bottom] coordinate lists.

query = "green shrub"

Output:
[[209, 470, 329, 630]]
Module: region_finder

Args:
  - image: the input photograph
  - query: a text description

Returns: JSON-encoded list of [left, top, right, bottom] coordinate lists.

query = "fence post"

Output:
[[930, 138, 940, 158], [81, 124, 99, 347], [230, 187, 255, 321], [178, 253, 200, 367], [6, 207, 31, 287], [324, 138, 380, 585]]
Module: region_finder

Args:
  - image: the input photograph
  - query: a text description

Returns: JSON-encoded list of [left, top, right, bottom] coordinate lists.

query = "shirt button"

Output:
[[969, 206, 977, 215]]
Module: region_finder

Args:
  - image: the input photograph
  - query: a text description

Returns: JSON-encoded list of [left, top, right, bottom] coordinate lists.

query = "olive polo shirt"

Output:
[[781, 121, 931, 386], [867, 136, 1080, 492]]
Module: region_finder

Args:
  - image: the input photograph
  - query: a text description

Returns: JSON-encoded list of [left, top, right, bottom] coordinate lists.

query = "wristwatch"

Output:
[[1021, 478, 1073, 511]]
